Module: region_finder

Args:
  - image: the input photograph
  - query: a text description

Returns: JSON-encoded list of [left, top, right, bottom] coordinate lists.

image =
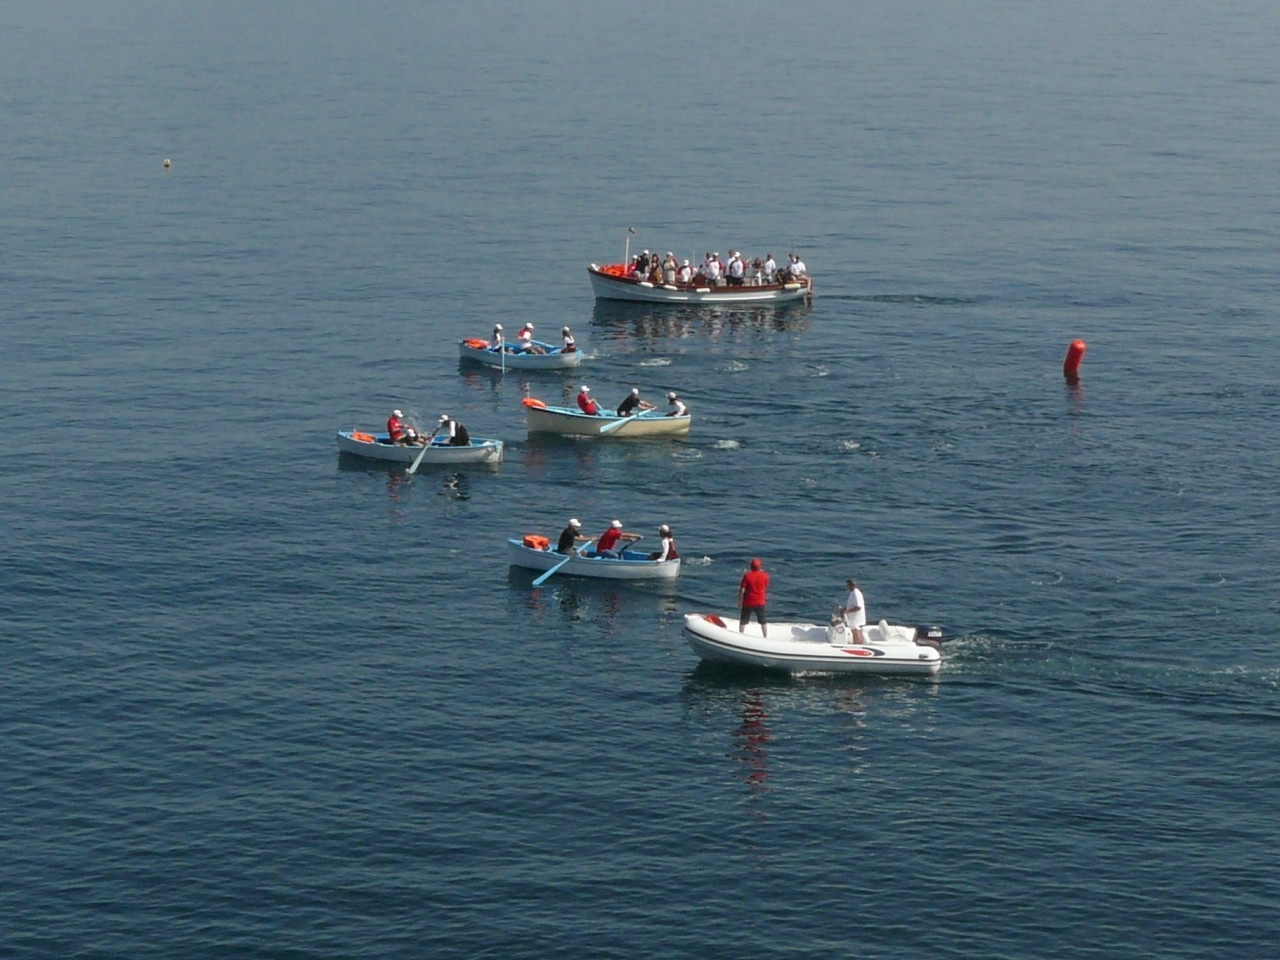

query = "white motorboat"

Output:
[[507, 538, 681, 581], [458, 338, 583, 370], [336, 431, 503, 464], [523, 399, 691, 438], [588, 263, 812, 304], [683, 612, 941, 675]]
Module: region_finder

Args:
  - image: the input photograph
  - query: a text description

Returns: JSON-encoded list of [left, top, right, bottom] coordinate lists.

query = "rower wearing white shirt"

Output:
[[665, 391, 688, 417], [517, 322, 546, 355], [791, 254, 807, 278]]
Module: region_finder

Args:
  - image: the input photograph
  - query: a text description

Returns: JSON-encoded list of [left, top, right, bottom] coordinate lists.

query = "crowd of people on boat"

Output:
[[623, 249, 807, 288], [575, 384, 688, 418]]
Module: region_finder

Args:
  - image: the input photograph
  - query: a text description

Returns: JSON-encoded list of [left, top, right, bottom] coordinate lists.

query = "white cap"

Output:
[[493, 324, 503, 331], [392, 409, 403, 417], [580, 385, 589, 392], [682, 259, 689, 266], [631, 388, 639, 395], [643, 249, 649, 254], [569, 518, 581, 528], [667, 392, 677, 400], [562, 326, 570, 334], [666, 251, 673, 256], [439, 413, 448, 422], [524, 322, 534, 330], [611, 520, 622, 528], [659, 524, 670, 533]]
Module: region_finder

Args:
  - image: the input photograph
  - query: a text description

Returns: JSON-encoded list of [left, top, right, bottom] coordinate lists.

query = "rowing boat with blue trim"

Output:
[[522, 399, 691, 438], [336, 431, 504, 464]]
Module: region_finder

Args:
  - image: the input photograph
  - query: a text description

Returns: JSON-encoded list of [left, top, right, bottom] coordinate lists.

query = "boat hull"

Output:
[[683, 613, 941, 675], [458, 340, 582, 370], [336, 431, 504, 464], [588, 264, 812, 304], [507, 539, 681, 580], [526, 404, 691, 438]]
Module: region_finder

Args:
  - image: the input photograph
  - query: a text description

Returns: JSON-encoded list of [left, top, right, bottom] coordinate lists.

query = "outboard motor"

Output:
[[914, 624, 944, 649], [827, 605, 850, 644]]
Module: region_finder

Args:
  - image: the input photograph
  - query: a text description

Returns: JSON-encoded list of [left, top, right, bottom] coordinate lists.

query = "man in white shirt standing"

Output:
[[843, 578, 866, 645]]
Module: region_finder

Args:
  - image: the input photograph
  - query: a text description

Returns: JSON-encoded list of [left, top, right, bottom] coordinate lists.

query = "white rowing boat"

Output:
[[336, 431, 504, 464], [683, 612, 941, 675], [523, 399, 691, 438], [588, 263, 813, 304], [458, 338, 583, 370], [507, 538, 681, 580]]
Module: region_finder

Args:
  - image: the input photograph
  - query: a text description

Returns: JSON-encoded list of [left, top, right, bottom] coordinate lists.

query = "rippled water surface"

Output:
[[3, 2, 1279, 957]]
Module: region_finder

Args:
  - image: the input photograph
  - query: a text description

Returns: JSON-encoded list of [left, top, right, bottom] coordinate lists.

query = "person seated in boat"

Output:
[[790, 253, 807, 279], [726, 251, 745, 287], [577, 385, 602, 416], [516, 323, 546, 355], [626, 255, 640, 278], [595, 519, 640, 559], [843, 578, 866, 645], [556, 517, 590, 555], [489, 324, 507, 352], [677, 259, 694, 285], [616, 388, 655, 417], [662, 252, 678, 285], [433, 413, 471, 447], [763, 253, 777, 284], [665, 391, 688, 417], [647, 524, 678, 562], [387, 409, 423, 445], [636, 249, 653, 277], [560, 326, 576, 353]]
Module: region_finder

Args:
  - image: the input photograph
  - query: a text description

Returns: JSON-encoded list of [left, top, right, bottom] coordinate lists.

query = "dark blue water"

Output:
[[4, 3, 1279, 957]]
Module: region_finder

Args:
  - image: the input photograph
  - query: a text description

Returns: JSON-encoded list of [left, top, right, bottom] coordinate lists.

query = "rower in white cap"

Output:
[[576, 384, 601, 416]]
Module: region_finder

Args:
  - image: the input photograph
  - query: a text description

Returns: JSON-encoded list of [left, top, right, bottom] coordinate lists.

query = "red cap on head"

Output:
[[750, 558, 761, 570]]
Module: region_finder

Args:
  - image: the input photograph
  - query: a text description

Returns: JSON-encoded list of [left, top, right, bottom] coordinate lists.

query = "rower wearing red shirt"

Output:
[[595, 519, 640, 558], [577, 385, 601, 416], [387, 409, 421, 445]]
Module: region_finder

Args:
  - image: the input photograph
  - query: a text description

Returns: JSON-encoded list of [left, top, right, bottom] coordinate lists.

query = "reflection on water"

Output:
[[591, 299, 812, 341], [507, 566, 680, 638], [681, 664, 939, 807]]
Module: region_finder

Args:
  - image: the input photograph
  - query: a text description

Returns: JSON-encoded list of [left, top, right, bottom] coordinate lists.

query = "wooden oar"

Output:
[[532, 538, 596, 586], [406, 437, 432, 475]]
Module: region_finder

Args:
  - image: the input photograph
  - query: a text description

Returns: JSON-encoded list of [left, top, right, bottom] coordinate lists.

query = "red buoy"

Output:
[[1063, 339, 1087, 382]]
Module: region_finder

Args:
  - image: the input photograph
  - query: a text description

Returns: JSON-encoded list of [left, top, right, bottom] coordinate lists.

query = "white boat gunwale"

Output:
[[457, 339, 583, 370], [683, 612, 941, 675], [588, 263, 813, 304], [524, 402, 691, 438], [506, 538, 681, 580], [336, 430, 504, 464]]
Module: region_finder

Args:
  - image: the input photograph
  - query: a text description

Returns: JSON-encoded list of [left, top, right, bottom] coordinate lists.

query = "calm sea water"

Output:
[[3, 2, 1279, 958]]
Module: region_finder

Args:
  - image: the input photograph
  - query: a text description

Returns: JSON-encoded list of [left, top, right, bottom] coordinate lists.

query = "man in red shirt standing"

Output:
[[738, 558, 770, 638]]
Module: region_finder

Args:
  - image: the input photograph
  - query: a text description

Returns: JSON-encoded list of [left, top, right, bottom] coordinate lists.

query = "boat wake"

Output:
[[712, 439, 740, 450], [638, 357, 673, 367]]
